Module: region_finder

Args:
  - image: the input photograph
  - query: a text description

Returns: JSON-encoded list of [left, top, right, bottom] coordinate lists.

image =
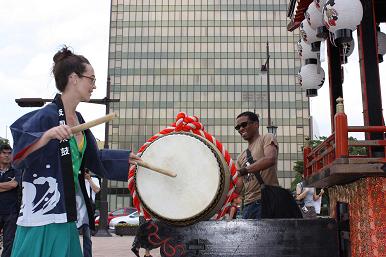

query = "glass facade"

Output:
[[107, 0, 308, 210]]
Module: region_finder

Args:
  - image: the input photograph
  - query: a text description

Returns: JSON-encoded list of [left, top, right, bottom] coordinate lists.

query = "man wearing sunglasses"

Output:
[[233, 111, 279, 219]]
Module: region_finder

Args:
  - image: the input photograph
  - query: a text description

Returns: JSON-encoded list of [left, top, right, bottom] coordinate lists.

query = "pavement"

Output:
[[87, 234, 162, 257], [0, 234, 162, 257]]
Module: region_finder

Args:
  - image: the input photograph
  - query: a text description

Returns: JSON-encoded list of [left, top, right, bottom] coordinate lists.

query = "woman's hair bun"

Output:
[[53, 46, 73, 64]]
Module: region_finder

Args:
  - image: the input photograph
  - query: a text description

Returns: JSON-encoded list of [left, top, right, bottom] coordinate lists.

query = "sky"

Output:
[[0, 1, 385, 146]]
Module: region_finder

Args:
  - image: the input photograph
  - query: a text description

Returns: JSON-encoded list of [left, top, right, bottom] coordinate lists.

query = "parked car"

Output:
[[94, 209, 100, 219], [95, 207, 137, 226], [109, 211, 139, 229]]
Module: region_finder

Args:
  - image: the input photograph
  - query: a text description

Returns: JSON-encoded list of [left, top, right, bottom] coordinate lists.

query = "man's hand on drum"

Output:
[[237, 167, 249, 177], [129, 152, 142, 165]]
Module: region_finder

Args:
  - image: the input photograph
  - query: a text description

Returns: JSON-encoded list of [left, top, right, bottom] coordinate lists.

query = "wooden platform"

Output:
[[143, 219, 339, 257], [305, 157, 386, 188]]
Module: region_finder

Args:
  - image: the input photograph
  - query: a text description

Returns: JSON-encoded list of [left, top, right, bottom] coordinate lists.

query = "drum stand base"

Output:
[[139, 219, 339, 257]]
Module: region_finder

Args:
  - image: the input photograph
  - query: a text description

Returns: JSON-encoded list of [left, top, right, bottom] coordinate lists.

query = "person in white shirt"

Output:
[[313, 189, 324, 215], [296, 177, 324, 219], [85, 170, 100, 209], [77, 168, 100, 257]]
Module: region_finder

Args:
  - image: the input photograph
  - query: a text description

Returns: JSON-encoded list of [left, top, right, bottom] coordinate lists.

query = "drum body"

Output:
[[135, 132, 230, 226]]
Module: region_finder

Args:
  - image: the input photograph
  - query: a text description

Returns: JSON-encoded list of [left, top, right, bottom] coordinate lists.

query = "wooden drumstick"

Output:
[[136, 160, 177, 178], [71, 113, 117, 134]]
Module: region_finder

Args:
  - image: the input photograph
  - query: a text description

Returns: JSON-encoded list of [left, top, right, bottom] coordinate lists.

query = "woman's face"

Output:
[[77, 64, 96, 101]]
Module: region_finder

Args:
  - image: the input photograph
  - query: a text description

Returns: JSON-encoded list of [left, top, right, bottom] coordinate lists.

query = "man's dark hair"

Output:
[[237, 111, 259, 122], [0, 143, 12, 152]]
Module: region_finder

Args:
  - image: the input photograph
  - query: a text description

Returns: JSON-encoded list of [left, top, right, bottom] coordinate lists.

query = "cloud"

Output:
[[1, 1, 385, 145], [0, 0, 110, 144]]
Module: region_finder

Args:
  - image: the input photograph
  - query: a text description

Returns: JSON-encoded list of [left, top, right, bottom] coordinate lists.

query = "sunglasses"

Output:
[[235, 121, 254, 131]]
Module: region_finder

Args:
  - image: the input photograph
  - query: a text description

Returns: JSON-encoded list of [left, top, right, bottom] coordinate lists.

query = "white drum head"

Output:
[[136, 133, 225, 222]]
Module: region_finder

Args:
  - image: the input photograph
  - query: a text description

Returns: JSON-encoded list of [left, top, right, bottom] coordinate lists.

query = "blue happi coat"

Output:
[[11, 102, 130, 227]]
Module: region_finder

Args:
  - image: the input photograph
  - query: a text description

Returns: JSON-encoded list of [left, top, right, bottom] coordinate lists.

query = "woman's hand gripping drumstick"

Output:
[[15, 113, 118, 162], [134, 160, 177, 178]]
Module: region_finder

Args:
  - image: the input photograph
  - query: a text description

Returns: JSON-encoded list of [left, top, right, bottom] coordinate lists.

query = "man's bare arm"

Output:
[[85, 172, 101, 193], [0, 178, 18, 192], [242, 143, 277, 175]]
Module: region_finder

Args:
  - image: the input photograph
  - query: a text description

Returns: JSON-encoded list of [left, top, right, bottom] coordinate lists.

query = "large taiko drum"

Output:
[[135, 132, 230, 226]]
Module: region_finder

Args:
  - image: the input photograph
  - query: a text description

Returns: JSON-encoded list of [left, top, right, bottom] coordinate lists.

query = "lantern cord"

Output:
[[342, 43, 347, 65], [329, 32, 337, 47], [317, 52, 321, 74]]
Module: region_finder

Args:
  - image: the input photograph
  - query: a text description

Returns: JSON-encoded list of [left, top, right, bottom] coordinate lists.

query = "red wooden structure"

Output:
[[303, 98, 385, 188], [288, 0, 385, 256]]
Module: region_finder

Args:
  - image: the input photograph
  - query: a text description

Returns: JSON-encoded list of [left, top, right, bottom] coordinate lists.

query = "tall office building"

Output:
[[107, 0, 309, 210]]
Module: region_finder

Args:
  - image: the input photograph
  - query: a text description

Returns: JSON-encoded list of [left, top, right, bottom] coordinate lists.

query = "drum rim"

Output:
[[135, 132, 230, 226]]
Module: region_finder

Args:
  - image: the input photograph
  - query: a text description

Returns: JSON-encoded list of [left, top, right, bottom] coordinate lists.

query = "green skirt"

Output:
[[11, 222, 82, 257]]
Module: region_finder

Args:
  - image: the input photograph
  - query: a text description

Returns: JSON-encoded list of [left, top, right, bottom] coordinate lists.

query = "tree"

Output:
[[0, 137, 9, 146], [347, 136, 367, 155], [290, 136, 327, 191], [310, 136, 327, 148], [290, 160, 303, 191]]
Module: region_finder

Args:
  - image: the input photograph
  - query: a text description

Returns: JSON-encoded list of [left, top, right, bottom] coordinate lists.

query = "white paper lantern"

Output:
[[300, 20, 319, 44], [306, 2, 324, 30], [298, 64, 325, 89], [377, 30, 386, 56], [297, 39, 319, 60], [323, 0, 363, 44], [306, 2, 329, 39], [314, 0, 326, 13], [298, 64, 325, 97], [300, 20, 322, 51], [378, 30, 386, 63]]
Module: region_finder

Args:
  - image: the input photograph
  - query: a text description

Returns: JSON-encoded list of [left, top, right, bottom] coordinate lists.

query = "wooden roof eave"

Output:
[[287, 0, 313, 32]]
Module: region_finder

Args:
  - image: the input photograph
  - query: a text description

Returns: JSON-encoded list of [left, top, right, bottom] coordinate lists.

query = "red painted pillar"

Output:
[[334, 98, 348, 158]]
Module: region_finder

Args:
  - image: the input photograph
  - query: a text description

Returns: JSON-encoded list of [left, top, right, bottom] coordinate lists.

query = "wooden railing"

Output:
[[304, 98, 386, 178]]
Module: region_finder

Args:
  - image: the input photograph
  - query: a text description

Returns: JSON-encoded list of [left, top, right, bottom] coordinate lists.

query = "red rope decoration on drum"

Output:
[[128, 112, 239, 220]]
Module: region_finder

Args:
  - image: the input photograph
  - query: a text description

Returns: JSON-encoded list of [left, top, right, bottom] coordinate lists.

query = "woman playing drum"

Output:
[[10, 46, 140, 257]]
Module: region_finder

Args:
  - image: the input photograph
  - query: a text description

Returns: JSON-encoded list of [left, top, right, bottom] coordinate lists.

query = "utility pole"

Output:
[[261, 42, 278, 135]]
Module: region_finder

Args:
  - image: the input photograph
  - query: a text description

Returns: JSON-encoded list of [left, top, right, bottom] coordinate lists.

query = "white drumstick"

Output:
[[136, 160, 177, 178]]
